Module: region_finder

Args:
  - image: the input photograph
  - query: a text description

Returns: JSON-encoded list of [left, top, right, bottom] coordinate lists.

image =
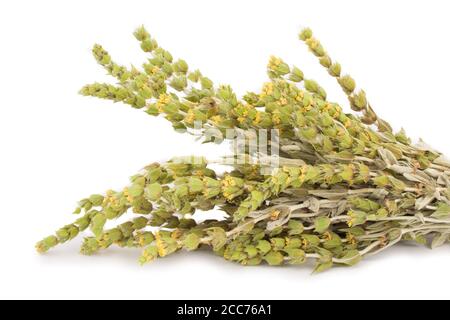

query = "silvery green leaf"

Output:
[[339, 250, 361, 266], [378, 148, 398, 167], [403, 172, 433, 185], [433, 155, 450, 167], [308, 189, 347, 200], [266, 211, 291, 231], [415, 195, 435, 210], [307, 197, 320, 212], [366, 189, 388, 200], [431, 233, 449, 249], [431, 202, 450, 219], [389, 164, 413, 175], [424, 168, 441, 178], [335, 200, 348, 216], [437, 174, 450, 187]]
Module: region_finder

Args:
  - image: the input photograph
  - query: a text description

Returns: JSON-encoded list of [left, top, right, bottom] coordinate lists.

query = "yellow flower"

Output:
[[295, 91, 304, 101], [185, 110, 195, 124], [158, 93, 171, 105], [302, 239, 309, 248], [223, 192, 233, 200], [332, 106, 342, 118], [323, 232, 332, 241], [151, 66, 160, 74], [268, 55, 282, 70], [279, 97, 288, 106], [211, 115, 222, 124], [253, 112, 261, 125], [346, 233, 357, 245], [155, 232, 166, 257], [156, 93, 171, 113], [261, 82, 274, 97], [171, 229, 182, 240], [303, 104, 312, 112], [272, 114, 281, 125], [306, 38, 319, 50], [323, 103, 332, 113], [225, 175, 236, 186], [344, 118, 352, 128], [270, 210, 280, 221]]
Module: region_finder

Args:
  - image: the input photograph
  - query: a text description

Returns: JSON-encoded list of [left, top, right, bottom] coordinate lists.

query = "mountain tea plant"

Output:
[[37, 27, 450, 272]]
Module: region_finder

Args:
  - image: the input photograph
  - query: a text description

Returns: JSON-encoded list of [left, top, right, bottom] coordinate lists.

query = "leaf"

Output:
[[139, 246, 159, 265], [263, 251, 284, 266], [244, 245, 258, 259], [339, 250, 361, 266], [250, 190, 265, 210], [373, 175, 390, 188], [207, 228, 227, 251], [183, 233, 201, 251], [304, 79, 319, 93], [288, 220, 304, 235], [270, 237, 286, 249], [128, 184, 144, 197], [350, 197, 380, 212], [145, 183, 163, 201], [415, 235, 427, 246], [323, 232, 342, 249], [388, 176, 406, 191], [251, 190, 264, 203], [313, 260, 333, 273], [339, 165, 354, 183], [282, 238, 300, 250], [431, 233, 449, 249], [89, 194, 104, 206], [431, 202, 450, 219], [284, 248, 306, 265], [314, 216, 331, 234], [245, 257, 262, 266], [188, 177, 204, 194], [200, 77, 213, 89], [91, 213, 106, 237], [256, 240, 272, 255], [304, 166, 320, 182], [302, 234, 320, 246]]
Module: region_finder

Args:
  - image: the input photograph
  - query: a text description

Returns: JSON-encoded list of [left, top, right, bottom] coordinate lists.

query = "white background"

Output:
[[1, 0, 450, 300]]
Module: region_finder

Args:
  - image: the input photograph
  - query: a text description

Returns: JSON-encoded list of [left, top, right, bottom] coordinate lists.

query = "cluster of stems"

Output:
[[37, 26, 450, 272]]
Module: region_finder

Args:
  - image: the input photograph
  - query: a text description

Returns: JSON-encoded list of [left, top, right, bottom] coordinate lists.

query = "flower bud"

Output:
[[134, 26, 150, 41]]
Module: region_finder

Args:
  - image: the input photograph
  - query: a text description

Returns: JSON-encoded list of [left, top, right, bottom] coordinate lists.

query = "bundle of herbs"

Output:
[[37, 27, 450, 272]]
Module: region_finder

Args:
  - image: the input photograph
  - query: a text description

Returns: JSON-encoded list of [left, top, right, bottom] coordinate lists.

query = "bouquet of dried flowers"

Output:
[[37, 27, 450, 272]]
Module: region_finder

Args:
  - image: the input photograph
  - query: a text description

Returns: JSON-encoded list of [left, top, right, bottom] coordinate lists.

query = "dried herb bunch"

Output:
[[37, 27, 450, 272]]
